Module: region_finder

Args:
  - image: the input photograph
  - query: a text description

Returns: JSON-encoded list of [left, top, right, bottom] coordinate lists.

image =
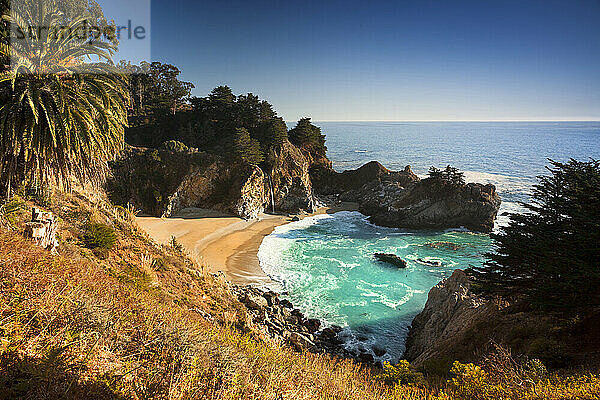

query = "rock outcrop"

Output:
[[24, 208, 59, 252], [108, 140, 316, 219], [357, 179, 501, 232], [234, 285, 348, 357], [312, 161, 419, 195], [403, 270, 565, 368], [265, 141, 315, 214], [164, 161, 266, 219], [403, 270, 500, 366], [312, 163, 500, 233]]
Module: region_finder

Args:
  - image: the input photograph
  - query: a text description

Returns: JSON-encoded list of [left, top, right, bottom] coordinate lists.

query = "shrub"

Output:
[[378, 360, 426, 387], [528, 337, 571, 369], [169, 235, 183, 252], [83, 222, 117, 251], [160, 140, 189, 152]]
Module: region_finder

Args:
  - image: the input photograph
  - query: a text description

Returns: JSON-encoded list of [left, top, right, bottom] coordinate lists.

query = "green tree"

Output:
[[470, 159, 600, 314], [288, 118, 326, 156], [256, 117, 288, 147], [232, 128, 264, 165], [428, 165, 465, 186], [0, 0, 128, 194]]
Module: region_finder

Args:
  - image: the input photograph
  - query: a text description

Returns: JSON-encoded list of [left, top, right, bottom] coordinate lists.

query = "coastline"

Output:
[[136, 202, 358, 286]]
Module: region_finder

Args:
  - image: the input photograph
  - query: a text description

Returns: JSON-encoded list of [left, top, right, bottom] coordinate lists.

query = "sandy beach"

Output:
[[136, 203, 358, 286]]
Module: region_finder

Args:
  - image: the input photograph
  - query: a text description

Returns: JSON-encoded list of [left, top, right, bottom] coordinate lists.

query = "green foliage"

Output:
[[83, 222, 117, 251], [378, 360, 426, 387], [256, 117, 288, 147], [0, 196, 26, 227], [0, 0, 128, 194], [471, 159, 600, 315], [288, 118, 327, 157], [232, 128, 265, 165], [428, 165, 466, 186], [160, 140, 190, 153], [527, 337, 570, 369], [118, 61, 194, 122]]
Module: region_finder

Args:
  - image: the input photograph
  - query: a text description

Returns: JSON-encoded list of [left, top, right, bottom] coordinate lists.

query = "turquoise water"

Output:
[[261, 122, 600, 362]]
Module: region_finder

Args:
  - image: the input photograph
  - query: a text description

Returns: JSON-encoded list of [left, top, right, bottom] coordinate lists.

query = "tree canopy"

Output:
[[232, 128, 264, 165], [288, 118, 327, 157], [428, 165, 465, 186], [0, 0, 128, 194], [118, 61, 194, 123], [470, 159, 600, 315]]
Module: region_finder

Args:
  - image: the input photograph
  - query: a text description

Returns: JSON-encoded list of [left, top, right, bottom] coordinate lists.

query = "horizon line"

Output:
[[306, 119, 600, 123]]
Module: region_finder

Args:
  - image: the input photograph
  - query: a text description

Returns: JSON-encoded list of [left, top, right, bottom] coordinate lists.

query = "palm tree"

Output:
[[0, 0, 129, 195]]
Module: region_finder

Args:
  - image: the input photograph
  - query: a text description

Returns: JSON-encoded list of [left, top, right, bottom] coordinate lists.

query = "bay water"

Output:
[[259, 122, 600, 362]]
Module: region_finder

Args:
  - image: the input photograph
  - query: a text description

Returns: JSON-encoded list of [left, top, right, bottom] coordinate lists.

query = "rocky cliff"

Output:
[[402, 270, 567, 369], [264, 141, 316, 214], [403, 270, 502, 366], [313, 163, 500, 233], [107, 140, 315, 219]]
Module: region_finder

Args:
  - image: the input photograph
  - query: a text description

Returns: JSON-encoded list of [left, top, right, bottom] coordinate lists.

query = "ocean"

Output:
[[259, 122, 600, 362]]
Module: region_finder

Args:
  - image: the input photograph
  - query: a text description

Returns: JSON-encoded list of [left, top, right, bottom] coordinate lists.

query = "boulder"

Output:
[[304, 318, 321, 333], [374, 253, 408, 268], [241, 293, 269, 311]]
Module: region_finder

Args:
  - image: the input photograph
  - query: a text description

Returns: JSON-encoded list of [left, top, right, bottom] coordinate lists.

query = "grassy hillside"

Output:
[[0, 189, 598, 399]]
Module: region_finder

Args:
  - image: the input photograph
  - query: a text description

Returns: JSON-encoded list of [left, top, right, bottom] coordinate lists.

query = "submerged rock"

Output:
[[374, 253, 408, 268]]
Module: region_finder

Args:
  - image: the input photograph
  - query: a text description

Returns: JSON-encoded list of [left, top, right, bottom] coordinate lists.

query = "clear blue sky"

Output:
[[106, 0, 600, 122]]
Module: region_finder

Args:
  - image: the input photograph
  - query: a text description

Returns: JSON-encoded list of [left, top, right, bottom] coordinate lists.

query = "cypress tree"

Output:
[[470, 159, 600, 315], [232, 128, 264, 165]]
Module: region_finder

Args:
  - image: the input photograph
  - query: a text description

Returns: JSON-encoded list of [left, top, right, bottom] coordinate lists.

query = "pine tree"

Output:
[[470, 159, 600, 315], [288, 118, 327, 156], [232, 128, 264, 165]]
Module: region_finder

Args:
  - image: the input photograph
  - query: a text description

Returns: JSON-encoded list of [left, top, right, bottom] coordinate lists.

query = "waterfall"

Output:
[[267, 174, 275, 214]]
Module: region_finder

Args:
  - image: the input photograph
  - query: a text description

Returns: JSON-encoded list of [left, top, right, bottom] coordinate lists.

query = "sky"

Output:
[[101, 0, 600, 122]]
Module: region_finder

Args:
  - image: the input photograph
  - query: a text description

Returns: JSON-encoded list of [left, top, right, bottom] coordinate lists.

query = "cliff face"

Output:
[[164, 161, 267, 219], [265, 141, 315, 214], [107, 140, 315, 219], [313, 163, 501, 233], [403, 270, 501, 366]]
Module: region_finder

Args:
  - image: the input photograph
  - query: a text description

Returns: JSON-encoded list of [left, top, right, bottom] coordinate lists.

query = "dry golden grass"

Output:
[[0, 190, 423, 399], [0, 189, 598, 399]]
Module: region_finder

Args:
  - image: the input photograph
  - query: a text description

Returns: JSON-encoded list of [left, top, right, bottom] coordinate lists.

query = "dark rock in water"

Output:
[[319, 327, 338, 340], [291, 309, 304, 319], [374, 253, 408, 268], [357, 334, 369, 342], [291, 215, 300, 222], [331, 325, 343, 333], [279, 299, 293, 309], [373, 346, 386, 357], [417, 258, 443, 267], [304, 318, 321, 333], [358, 352, 375, 363]]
